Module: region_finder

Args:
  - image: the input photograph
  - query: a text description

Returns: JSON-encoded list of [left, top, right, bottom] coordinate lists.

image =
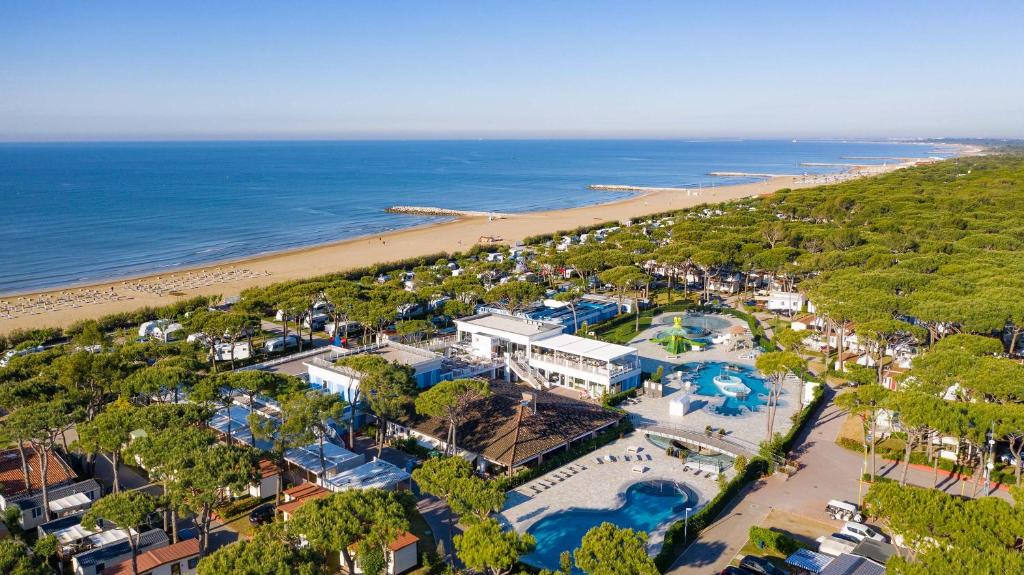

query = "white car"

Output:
[[840, 521, 888, 543]]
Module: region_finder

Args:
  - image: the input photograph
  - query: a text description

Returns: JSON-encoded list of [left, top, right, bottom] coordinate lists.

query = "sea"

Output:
[[0, 139, 954, 295]]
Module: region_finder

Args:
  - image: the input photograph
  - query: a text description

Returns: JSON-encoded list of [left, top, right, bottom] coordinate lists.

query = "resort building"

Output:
[[305, 342, 445, 397], [454, 313, 642, 396], [104, 538, 201, 575], [477, 295, 624, 332], [762, 290, 805, 314], [392, 381, 622, 476]]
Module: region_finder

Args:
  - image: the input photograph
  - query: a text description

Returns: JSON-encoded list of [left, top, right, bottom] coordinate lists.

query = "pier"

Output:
[[707, 171, 798, 178], [386, 206, 508, 218], [588, 184, 694, 192]]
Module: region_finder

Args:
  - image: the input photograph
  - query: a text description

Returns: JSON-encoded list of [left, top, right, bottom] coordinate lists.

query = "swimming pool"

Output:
[[523, 481, 692, 572], [678, 361, 770, 416], [680, 313, 733, 334]]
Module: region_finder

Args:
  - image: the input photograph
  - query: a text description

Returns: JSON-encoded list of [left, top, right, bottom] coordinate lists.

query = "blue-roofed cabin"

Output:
[[72, 528, 168, 575]]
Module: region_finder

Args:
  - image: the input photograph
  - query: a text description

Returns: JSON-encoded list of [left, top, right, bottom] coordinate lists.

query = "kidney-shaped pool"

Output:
[[522, 481, 693, 572]]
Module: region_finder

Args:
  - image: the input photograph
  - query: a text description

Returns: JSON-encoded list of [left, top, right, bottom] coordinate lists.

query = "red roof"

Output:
[[104, 539, 199, 575], [279, 482, 330, 515], [258, 459, 282, 479], [389, 531, 419, 551], [0, 446, 76, 499]]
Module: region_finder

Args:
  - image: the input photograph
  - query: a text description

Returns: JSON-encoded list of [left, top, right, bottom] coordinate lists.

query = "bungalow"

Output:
[[324, 459, 411, 493], [790, 314, 823, 332], [762, 290, 805, 314], [277, 482, 331, 521], [12, 479, 102, 530], [72, 528, 169, 575], [283, 443, 365, 486], [0, 446, 78, 524], [103, 538, 201, 575], [249, 459, 282, 500], [348, 532, 419, 575]]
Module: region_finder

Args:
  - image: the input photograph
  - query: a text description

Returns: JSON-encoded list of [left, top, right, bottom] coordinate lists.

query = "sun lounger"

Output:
[[632, 465, 647, 474], [595, 457, 604, 464], [623, 455, 631, 462]]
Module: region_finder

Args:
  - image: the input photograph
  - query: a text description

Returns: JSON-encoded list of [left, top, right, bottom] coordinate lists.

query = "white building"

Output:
[[765, 290, 805, 313], [305, 342, 447, 400], [454, 314, 642, 396]]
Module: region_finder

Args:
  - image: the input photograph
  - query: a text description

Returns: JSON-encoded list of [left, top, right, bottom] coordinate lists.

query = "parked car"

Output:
[[248, 503, 274, 525], [718, 567, 756, 575], [999, 453, 1023, 467], [840, 521, 888, 543], [818, 535, 857, 557], [825, 499, 863, 522], [738, 555, 787, 575]]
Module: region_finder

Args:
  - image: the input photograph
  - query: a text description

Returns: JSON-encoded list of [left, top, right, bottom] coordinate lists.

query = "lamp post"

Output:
[[684, 507, 693, 541], [986, 422, 996, 495]]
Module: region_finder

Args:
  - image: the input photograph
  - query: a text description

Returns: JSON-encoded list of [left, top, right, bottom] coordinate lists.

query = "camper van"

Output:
[[825, 499, 863, 522], [264, 334, 300, 353], [303, 313, 329, 331]]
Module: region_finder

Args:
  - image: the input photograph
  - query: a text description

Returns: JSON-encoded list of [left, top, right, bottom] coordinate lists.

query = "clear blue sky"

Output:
[[1, 1, 1021, 141]]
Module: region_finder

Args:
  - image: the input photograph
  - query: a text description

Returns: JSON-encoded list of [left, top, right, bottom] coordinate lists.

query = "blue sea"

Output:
[[0, 139, 950, 294]]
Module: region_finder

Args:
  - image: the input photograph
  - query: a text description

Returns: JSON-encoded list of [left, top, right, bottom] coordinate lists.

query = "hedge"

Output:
[[494, 418, 634, 491], [602, 387, 639, 407], [655, 457, 770, 570], [654, 357, 827, 570]]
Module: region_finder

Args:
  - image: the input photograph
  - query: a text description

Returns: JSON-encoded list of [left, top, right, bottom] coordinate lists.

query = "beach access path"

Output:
[[0, 159, 931, 334]]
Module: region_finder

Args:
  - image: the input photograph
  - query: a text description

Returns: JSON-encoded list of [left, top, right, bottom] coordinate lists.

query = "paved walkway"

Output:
[[667, 385, 1011, 574]]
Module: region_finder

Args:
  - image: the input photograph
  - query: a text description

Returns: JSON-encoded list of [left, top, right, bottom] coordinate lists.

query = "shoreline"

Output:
[[0, 156, 958, 333]]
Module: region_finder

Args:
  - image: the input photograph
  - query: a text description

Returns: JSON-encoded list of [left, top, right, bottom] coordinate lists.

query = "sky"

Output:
[[1, 1, 1022, 141]]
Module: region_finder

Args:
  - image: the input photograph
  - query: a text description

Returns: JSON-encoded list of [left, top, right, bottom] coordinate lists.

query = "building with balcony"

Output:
[[454, 313, 642, 397]]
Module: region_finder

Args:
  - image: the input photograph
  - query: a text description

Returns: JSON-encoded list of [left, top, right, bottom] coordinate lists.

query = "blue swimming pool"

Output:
[[523, 481, 692, 572], [678, 361, 769, 416]]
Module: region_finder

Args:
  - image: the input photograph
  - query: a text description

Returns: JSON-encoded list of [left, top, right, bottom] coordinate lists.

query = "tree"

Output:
[[412, 456, 474, 559], [287, 489, 409, 575], [125, 426, 215, 543], [252, 391, 312, 508], [359, 361, 415, 457], [73, 399, 137, 493], [82, 491, 160, 575], [8, 399, 73, 523], [0, 539, 48, 575], [289, 390, 346, 480], [199, 523, 320, 575], [865, 481, 1024, 574], [835, 385, 890, 483], [598, 266, 649, 316], [486, 281, 545, 316], [573, 522, 658, 575], [754, 351, 806, 438], [455, 518, 535, 575], [414, 379, 490, 456]]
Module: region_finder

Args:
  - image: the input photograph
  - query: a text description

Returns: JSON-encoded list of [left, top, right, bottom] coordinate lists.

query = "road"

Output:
[[667, 385, 1010, 574]]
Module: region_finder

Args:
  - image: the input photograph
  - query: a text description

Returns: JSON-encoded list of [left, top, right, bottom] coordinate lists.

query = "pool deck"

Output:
[[627, 311, 802, 446], [499, 433, 722, 554]]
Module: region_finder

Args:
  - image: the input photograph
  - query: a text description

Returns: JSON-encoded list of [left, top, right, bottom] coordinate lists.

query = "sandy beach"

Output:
[[0, 159, 942, 334]]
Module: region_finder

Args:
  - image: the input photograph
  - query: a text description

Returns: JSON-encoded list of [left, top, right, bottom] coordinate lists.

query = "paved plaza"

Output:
[[499, 433, 724, 553]]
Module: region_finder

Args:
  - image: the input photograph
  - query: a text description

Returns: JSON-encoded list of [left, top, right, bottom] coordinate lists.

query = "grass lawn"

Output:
[[733, 510, 835, 572]]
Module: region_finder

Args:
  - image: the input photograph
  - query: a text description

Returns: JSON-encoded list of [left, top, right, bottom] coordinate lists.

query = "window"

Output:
[[172, 562, 182, 575], [96, 563, 105, 573], [187, 557, 199, 570]]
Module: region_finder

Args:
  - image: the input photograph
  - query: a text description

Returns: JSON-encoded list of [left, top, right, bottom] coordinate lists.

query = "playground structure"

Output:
[[650, 316, 705, 354]]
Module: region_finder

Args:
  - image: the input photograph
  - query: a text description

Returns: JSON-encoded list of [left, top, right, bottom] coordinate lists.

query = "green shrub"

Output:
[[748, 525, 808, 555]]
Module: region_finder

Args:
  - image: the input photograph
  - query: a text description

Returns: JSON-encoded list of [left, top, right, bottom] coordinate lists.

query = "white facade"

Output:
[[766, 291, 805, 313], [454, 314, 642, 396]]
